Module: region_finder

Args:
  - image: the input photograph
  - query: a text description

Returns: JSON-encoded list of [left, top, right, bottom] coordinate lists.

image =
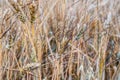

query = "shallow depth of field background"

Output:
[[0, 0, 120, 80]]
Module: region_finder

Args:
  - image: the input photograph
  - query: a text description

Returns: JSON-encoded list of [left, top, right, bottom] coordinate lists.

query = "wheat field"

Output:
[[0, 0, 120, 80]]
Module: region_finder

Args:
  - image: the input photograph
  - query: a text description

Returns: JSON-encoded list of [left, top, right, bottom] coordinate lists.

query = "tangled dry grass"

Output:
[[0, 0, 120, 80]]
